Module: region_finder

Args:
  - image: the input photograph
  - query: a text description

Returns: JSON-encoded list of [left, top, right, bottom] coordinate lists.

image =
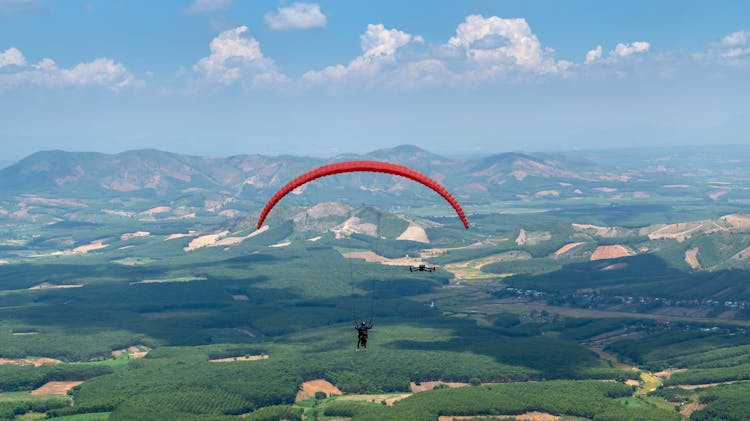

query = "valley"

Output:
[[1, 146, 749, 420]]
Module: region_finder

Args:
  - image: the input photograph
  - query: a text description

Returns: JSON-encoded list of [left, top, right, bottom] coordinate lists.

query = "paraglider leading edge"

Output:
[[256, 160, 469, 229]]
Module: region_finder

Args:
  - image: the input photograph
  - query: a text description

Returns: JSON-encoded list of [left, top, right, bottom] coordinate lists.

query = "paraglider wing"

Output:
[[256, 160, 469, 229]]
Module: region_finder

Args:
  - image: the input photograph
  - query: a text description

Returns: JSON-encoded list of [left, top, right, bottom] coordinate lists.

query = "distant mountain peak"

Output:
[[366, 144, 446, 161]]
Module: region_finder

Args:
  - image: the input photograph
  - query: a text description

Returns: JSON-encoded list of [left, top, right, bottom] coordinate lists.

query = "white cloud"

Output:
[[183, 0, 230, 13], [302, 24, 427, 88], [585, 41, 650, 64], [264, 2, 327, 31], [717, 30, 750, 61], [446, 15, 569, 75], [0, 48, 138, 92], [585, 45, 602, 64], [303, 16, 569, 90], [612, 41, 650, 58], [0, 47, 26, 67], [192, 26, 287, 89], [721, 30, 749, 47]]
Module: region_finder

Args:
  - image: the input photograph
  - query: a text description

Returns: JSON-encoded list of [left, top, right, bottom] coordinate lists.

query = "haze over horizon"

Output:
[[1, 0, 749, 161]]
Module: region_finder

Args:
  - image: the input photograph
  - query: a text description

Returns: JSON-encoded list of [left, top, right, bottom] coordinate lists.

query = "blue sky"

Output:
[[1, 0, 749, 161]]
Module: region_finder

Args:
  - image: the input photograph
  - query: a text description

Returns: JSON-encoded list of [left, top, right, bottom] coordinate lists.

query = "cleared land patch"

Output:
[[721, 213, 750, 229], [120, 231, 150, 241], [409, 381, 469, 392], [648, 221, 725, 242], [654, 369, 687, 379], [336, 393, 411, 406], [130, 276, 206, 285], [676, 381, 738, 390], [332, 216, 378, 239], [685, 247, 701, 270], [554, 242, 586, 257], [0, 357, 61, 367], [111, 345, 150, 359], [438, 413, 560, 421], [343, 251, 426, 267], [31, 381, 84, 396], [397, 224, 429, 243], [590, 245, 635, 261], [295, 379, 342, 402], [184, 231, 229, 251], [515, 229, 551, 246], [29, 282, 84, 290], [445, 251, 530, 279]]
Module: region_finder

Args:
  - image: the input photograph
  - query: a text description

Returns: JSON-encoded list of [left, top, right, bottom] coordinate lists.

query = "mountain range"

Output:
[[0, 145, 656, 203]]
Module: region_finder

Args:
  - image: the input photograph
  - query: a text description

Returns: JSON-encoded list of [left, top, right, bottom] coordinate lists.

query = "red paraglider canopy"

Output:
[[256, 160, 469, 229]]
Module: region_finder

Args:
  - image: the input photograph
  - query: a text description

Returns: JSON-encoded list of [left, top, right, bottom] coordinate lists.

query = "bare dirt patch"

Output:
[[420, 241, 494, 258], [165, 231, 198, 241], [49, 239, 107, 255], [590, 245, 635, 261], [210, 354, 268, 363], [31, 381, 84, 396], [439, 412, 560, 421], [679, 403, 707, 417], [295, 379, 342, 402], [397, 224, 429, 243], [0, 357, 62, 367], [601, 262, 628, 271], [120, 231, 150, 241], [343, 251, 426, 267], [26, 197, 87, 208], [410, 381, 469, 392], [515, 229, 551, 246], [572, 223, 622, 238], [625, 379, 640, 387], [535, 190, 560, 197], [112, 345, 150, 359], [131, 276, 206, 285], [215, 226, 270, 247], [332, 216, 377, 239], [721, 213, 750, 230], [708, 188, 730, 200], [29, 282, 84, 290], [648, 221, 726, 242], [676, 381, 738, 390], [337, 393, 411, 406], [102, 209, 135, 217], [654, 369, 687, 379], [685, 247, 701, 270], [444, 251, 531, 279], [184, 231, 229, 251], [141, 206, 171, 216], [554, 242, 586, 257]]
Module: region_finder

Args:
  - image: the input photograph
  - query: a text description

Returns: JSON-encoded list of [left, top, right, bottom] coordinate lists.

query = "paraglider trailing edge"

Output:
[[256, 160, 470, 230]]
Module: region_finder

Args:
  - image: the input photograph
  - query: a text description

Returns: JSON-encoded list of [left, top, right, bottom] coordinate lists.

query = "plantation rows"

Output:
[[323, 380, 678, 421]]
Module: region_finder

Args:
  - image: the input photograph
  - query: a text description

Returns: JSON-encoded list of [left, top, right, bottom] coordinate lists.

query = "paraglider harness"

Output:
[[354, 319, 373, 350]]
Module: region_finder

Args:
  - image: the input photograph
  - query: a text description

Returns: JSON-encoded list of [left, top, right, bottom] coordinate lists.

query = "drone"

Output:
[[409, 264, 437, 272]]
